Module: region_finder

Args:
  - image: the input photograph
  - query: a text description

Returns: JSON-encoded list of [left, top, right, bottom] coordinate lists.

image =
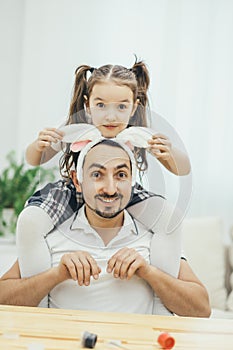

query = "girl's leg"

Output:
[[16, 206, 54, 307], [27, 179, 78, 227], [16, 180, 82, 307], [127, 196, 182, 315]]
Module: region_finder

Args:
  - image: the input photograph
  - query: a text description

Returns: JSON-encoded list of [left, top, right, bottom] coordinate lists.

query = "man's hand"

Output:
[[107, 247, 150, 280], [57, 251, 101, 286]]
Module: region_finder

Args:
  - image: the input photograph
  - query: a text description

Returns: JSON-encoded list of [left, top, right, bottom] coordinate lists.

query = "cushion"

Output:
[[182, 217, 227, 310], [226, 233, 233, 311]]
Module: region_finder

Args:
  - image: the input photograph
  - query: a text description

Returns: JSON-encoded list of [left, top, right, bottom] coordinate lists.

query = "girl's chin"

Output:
[[101, 128, 118, 136]]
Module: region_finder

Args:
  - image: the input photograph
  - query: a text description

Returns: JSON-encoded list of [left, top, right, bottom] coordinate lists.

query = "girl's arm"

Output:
[[148, 133, 191, 176], [26, 127, 64, 166]]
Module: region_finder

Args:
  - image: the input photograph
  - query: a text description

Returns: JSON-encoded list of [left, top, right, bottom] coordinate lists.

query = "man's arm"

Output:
[[0, 260, 64, 306], [107, 248, 211, 318], [0, 252, 101, 307], [140, 259, 211, 317]]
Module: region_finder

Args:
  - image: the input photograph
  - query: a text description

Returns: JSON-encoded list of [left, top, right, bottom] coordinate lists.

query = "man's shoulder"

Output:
[[124, 210, 152, 236]]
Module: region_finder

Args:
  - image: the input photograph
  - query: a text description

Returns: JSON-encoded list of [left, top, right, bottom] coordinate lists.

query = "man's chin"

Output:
[[95, 209, 123, 219]]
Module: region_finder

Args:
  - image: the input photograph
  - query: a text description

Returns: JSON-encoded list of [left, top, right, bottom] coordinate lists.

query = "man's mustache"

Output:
[[95, 193, 123, 200]]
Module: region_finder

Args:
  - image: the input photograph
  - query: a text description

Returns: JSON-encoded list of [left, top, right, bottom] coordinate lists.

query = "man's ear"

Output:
[[71, 170, 82, 192]]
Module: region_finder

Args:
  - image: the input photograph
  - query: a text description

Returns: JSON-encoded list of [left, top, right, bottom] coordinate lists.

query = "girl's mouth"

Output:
[[103, 125, 118, 129]]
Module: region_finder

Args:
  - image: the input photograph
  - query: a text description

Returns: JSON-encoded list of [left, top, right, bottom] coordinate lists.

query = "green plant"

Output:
[[0, 151, 56, 236]]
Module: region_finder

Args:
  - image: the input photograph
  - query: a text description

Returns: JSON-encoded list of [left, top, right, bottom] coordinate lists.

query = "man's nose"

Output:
[[103, 177, 117, 195]]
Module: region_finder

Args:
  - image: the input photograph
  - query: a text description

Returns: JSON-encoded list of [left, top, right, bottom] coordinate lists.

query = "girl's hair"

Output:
[[60, 56, 150, 179]]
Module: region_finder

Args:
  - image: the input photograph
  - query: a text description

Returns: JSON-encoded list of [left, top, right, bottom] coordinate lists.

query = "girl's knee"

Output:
[[17, 206, 53, 237]]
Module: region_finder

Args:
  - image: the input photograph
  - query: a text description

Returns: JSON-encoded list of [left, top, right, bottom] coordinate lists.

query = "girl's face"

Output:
[[87, 82, 137, 138]]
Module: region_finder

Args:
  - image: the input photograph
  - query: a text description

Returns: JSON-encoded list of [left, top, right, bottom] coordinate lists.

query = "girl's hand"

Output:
[[147, 133, 172, 161], [36, 128, 64, 152]]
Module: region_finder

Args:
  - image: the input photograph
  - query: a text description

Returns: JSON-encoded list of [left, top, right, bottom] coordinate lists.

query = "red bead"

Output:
[[157, 332, 175, 349]]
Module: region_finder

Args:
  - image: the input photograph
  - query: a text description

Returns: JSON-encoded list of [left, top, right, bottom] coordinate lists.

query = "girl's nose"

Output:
[[105, 106, 117, 122]]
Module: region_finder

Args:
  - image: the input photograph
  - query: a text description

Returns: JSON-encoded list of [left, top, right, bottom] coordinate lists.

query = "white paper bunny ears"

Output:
[[52, 124, 156, 185], [58, 123, 155, 149]]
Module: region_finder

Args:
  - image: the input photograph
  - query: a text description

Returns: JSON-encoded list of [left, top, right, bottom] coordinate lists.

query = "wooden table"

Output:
[[0, 305, 233, 349]]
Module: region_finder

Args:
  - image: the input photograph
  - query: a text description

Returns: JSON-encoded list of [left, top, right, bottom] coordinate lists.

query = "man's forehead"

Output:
[[84, 144, 130, 168]]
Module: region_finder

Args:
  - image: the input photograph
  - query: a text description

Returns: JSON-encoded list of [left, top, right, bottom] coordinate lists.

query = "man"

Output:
[[0, 139, 210, 317]]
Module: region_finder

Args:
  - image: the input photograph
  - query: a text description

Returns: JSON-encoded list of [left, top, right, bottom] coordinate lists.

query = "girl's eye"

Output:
[[118, 104, 127, 110], [97, 103, 105, 108]]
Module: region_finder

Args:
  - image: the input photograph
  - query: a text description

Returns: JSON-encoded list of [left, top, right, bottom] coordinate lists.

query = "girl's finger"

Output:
[[152, 133, 168, 140], [148, 138, 169, 146]]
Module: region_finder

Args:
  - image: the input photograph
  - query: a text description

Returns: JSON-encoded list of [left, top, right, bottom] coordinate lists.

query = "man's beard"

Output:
[[95, 207, 124, 219], [87, 194, 124, 219]]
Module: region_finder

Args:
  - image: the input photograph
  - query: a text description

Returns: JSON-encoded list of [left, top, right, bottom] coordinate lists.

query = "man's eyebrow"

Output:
[[87, 163, 130, 171], [115, 163, 130, 171], [88, 163, 106, 171]]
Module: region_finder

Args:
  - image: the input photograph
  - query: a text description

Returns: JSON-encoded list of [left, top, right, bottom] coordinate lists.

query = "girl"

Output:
[[17, 59, 190, 314]]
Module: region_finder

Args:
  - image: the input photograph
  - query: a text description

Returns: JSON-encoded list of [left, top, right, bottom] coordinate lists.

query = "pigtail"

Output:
[[130, 57, 150, 172], [129, 57, 150, 128], [61, 65, 94, 179], [131, 57, 150, 108], [68, 65, 93, 124]]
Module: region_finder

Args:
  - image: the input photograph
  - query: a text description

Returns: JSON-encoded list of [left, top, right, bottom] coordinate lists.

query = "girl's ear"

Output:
[[71, 170, 82, 192], [84, 94, 89, 107], [84, 94, 91, 115]]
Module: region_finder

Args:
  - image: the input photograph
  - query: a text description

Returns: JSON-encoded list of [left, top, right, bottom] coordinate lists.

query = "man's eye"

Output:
[[97, 103, 105, 108], [91, 171, 101, 178], [117, 172, 128, 179]]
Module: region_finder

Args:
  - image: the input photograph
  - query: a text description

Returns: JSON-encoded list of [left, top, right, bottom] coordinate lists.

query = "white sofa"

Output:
[[0, 238, 17, 277], [182, 216, 233, 318]]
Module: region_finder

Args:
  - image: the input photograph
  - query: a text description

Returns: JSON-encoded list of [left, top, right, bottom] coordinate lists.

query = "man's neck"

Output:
[[84, 205, 125, 245]]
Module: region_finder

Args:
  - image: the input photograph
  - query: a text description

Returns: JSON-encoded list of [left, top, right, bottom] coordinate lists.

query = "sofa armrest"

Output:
[[226, 227, 233, 311], [182, 217, 227, 311]]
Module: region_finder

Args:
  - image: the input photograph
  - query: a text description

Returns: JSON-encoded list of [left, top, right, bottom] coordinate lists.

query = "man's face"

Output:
[[81, 143, 132, 220]]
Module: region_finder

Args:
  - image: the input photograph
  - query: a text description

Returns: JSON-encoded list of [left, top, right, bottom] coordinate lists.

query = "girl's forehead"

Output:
[[90, 82, 134, 102]]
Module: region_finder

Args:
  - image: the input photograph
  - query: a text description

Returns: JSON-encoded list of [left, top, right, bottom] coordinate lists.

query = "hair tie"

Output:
[[89, 67, 95, 73]]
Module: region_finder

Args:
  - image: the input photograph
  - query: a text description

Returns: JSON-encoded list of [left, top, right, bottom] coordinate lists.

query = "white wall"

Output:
[[0, 0, 25, 167], [1, 0, 233, 236]]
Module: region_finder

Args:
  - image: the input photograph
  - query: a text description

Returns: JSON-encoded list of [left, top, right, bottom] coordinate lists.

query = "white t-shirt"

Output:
[[45, 207, 154, 314]]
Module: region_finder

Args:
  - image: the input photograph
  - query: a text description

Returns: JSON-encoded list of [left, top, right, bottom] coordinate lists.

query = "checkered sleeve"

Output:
[[26, 179, 84, 226]]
